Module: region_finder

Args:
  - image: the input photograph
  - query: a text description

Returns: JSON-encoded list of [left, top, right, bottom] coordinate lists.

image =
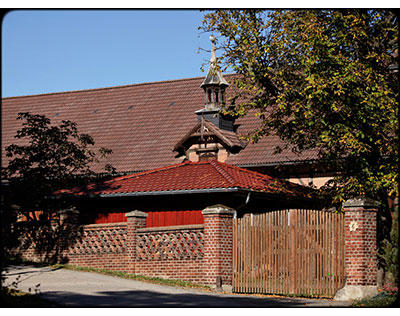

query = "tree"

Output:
[[201, 9, 398, 201], [381, 205, 398, 285], [201, 9, 398, 269], [1, 112, 114, 269]]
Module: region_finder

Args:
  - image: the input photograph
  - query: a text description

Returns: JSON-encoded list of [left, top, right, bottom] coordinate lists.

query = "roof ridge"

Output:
[[3, 74, 238, 99], [2, 77, 201, 99], [209, 160, 237, 186]]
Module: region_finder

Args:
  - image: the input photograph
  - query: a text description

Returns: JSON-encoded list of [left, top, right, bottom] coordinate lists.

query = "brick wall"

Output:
[[16, 206, 234, 287], [135, 259, 205, 284], [15, 200, 379, 296], [133, 223, 206, 284], [67, 223, 128, 271]]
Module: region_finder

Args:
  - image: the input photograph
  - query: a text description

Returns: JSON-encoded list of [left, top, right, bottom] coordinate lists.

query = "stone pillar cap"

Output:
[[343, 197, 380, 209], [125, 210, 148, 218], [58, 207, 79, 214], [202, 204, 235, 215]]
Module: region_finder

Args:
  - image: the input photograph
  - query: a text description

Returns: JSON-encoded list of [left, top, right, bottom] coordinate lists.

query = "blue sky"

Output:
[[2, 10, 215, 97]]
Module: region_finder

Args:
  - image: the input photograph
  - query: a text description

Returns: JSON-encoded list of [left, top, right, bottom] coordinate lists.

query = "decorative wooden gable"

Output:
[[174, 119, 245, 162]]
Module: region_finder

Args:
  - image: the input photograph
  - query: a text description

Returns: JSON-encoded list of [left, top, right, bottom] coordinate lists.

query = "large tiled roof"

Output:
[[2, 76, 317, 173], [56, 160, 314, 198]]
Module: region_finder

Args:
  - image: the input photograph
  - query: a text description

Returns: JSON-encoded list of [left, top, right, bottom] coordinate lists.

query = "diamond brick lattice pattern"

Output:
[[70, 224, 127, 254], [137, 228, 204, 261]]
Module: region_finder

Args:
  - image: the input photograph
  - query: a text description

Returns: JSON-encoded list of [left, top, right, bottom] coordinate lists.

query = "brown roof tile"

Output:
[[2, 76, 317, 173]]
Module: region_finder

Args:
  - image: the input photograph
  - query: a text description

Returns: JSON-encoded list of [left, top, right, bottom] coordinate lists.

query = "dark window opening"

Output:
[[199, 152, 217, 161], [208, 89, 212, 103], [215, 91, 219, 103]]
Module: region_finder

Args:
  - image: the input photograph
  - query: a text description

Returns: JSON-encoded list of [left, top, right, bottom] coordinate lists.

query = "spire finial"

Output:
[[200, 34, 228, 90], [209, 35, 216, 64]]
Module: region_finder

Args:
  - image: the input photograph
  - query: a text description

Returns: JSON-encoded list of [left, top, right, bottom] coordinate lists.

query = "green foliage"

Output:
[[352, 290, 398, 307], [2, 112, 115, 213], [353, 269, 399, 306], [381, 205, 398, 283], [201, 10, 398, 204]]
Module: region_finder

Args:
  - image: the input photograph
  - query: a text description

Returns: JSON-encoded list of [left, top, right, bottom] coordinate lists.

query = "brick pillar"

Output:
[[57, 207, 80, 262], [202, 204, 235, 291], [58, 207, 80, 225], [334, 197, 379, 301], [125, 210, 148, 274]]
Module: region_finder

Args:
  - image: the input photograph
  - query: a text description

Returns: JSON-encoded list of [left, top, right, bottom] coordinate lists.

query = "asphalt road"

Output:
[[3, 265, 351, 307]]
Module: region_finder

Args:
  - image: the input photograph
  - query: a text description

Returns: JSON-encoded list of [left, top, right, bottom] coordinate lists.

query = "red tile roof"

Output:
[[57, 160, 315, 198], [2, 76, 318, 173]]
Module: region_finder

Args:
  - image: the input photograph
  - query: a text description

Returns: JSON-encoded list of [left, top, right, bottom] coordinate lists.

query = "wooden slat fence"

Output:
[[233, 209, 345, 297]]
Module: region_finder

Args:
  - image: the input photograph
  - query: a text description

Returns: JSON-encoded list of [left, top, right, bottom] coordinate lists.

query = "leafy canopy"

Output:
[[1, 112, 115, 272], [201, 9, 398, 203], [2, 112, 114, 214]]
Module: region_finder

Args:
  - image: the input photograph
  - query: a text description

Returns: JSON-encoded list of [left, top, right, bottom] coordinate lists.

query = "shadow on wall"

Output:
[[12, 210, 84, 265]]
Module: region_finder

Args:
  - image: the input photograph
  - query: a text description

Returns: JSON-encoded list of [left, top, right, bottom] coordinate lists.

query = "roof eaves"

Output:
[[173, 122, 202, 152], [97, 187, 241, 197], [234, 159, 318, 168]]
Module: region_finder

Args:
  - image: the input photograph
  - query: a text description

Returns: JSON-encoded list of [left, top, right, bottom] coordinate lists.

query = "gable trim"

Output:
[[173, 119, 244, 153]]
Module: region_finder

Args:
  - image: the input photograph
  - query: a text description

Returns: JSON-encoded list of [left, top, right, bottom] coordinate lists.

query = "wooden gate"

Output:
[[232, 209, 345, 297]]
